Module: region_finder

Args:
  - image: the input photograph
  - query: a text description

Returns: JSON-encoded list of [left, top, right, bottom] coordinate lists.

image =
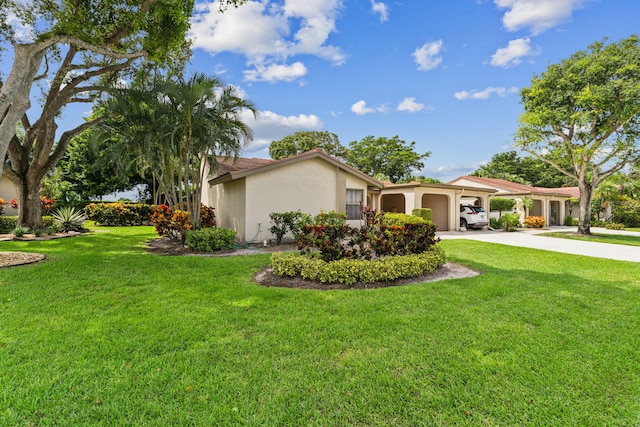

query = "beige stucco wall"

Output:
[[207, 178, 247, 241], [0, 179, 18, 216]]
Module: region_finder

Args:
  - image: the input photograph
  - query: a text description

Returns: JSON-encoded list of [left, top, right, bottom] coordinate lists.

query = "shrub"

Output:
[[524, 216, 545, 229], [12, 226, 28, 237], [272, 246, 446, 285], [489, 217, 502, 229], [52, 207, 87, 232], [185, 227, 236, 252], [269, 210, 312, 245], [199, 205, 217, 228], [296, 210, 438, 262], [0, 216, 17, 233], [565, 216, 578, 226], [604, 222, 625, 230], [611, 196, 640, 227], [411, 208, 432, 221], [0, 197, 4, 215], [84, 202, 155, 226], [40, 196, 54, 215], [501, 212, 521, 231], [9, 199, 18, 209]]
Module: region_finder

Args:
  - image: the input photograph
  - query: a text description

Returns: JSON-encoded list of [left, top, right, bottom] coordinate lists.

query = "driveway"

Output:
[[437, 226, 640, 262]]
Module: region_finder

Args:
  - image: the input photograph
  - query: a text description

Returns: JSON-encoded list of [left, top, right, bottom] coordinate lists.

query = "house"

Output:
[[203, 150, 500, 241], [448, 176, 580, 226], [377, 182, 497, 231], [203, 149, 383, 242]]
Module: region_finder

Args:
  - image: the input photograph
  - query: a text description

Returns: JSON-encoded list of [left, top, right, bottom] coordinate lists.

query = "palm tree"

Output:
[[100, 73, 257, 227]]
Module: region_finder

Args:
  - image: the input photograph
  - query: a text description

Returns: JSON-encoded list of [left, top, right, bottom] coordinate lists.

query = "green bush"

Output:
[[604, 222, 625, 230], [411, 208, 432, 221], [0, 216, 57, 233], [185, 227, 237, 252], [0, 216, 17, 233], [84, 202, 155, 226], [500, 212, 521, 231], [612, 196, 640, 227], [272, 246, 446, 285], [269, 210, 312, 244], [12, 226, 28, 237], [565, 216, 578, 226]]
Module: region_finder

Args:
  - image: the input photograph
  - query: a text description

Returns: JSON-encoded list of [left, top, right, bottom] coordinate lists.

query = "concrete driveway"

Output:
[[437, 226, 640, 262]]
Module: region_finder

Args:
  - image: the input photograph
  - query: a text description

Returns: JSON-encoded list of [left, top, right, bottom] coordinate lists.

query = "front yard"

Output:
[[1, 226, 639, 425]]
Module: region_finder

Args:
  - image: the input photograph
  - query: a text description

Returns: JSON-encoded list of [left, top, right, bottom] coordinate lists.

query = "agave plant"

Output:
[[52, 207, 87, 232]]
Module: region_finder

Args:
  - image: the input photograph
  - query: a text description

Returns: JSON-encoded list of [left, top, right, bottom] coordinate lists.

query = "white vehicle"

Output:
[[460, 205, 488, 229]]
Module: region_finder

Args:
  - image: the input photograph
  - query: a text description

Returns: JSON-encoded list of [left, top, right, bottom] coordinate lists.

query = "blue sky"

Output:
[[185, 0, 640, 181]]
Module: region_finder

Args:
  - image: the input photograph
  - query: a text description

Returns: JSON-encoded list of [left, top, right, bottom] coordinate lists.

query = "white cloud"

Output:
[[494, 0, 590, 35], [244, 62, 308, 83], [239, 110, 323, 152], [454, 86, 519, 100], [412, 40, 444, 71], [371, 0, 389, 22], [351, 100, 387, 115], [490, 37, 539, 67], [189, 0, 345, 83], [397, 97, 427, 113]]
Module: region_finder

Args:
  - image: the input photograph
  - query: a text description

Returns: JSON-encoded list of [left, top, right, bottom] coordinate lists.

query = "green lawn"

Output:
[[539, 231, 640, 247], [2, 227, 640, 426]]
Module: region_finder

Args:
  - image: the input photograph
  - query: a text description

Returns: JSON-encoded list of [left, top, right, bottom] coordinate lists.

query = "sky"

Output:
[[182, 0, 640, 182]]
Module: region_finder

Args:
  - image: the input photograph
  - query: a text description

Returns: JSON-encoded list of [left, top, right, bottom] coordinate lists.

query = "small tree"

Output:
[[490, 198, 516, 218]]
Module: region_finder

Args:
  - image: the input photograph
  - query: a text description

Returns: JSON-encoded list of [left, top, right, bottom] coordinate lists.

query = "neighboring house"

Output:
[[0, 177, 18, 216], [203, 149, 383, 242], [448, 176, 580, 226], [378, 182, 496, 231]]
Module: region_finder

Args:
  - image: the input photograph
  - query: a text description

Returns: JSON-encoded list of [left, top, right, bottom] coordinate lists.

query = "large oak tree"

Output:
[[0, 0, 245, 229], [515, 35, 640, 235]]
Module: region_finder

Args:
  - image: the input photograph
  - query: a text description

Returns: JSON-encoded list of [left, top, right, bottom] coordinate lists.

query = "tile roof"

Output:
[[451, 176, 579, 198], [212, 156, 275, 179]]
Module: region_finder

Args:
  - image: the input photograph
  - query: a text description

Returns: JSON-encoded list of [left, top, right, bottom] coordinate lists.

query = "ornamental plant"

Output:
[[40, 196, 54, 214], [296, 210, 439, 262], [0, 198, 4, 215], [524, 216, 545, 229], [9, 199, 18, 209], [150, 204, 215, 240]]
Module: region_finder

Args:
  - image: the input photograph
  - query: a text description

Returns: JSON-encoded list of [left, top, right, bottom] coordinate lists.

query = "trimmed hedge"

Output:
[[84, 202, 154, 226], [185, 227, 236, 252], [411, 208, 433, 221], [271, 245, 446, 285], [0, 216, 57, 233]]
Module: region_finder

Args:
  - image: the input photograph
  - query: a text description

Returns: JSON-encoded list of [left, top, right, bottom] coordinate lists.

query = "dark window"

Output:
[[346, 189, 363, 220]]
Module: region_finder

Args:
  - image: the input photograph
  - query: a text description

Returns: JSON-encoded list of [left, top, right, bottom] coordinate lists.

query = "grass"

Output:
[[1, 226, 640, 426], [539, 231, 640, 247]]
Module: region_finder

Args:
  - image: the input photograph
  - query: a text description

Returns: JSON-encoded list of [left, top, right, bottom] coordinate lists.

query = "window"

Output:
[[346, 189, 363, 220]]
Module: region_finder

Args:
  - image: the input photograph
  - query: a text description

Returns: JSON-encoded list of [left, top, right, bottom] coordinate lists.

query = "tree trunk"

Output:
[[16, 175, 44, 230], [577, 182, 593, 235], [0, 45, 47, 177]]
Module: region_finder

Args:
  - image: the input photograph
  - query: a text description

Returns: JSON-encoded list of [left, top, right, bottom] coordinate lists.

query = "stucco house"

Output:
[[203, 149, 501, 241], [203, 149, 383, 242], [377, 182, 496, 231], [448, 176, 580, 226]]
